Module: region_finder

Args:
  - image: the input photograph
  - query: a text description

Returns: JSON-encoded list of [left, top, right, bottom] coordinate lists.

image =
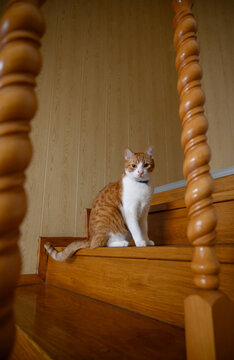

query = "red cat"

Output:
[[45, 147, 155, 261]]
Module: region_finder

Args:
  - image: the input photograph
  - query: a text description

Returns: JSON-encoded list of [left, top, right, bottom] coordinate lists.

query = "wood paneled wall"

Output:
[[194, 0, 234, 171], [4, 0, 231, 273], [20, 0, 182, 273]]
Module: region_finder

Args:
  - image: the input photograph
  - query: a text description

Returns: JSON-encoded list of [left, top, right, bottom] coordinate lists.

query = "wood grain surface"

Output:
[[45, 252, 234, 328], [151, 175, 234, 207], [172, 0, 234, 358], [51, 243, 234, 264], [10, 327, 52, 360], [0, 0, 45, 357], [184, 290, 234, 360], [17, 274, 43, 287], [13, 284, 186, 360], [194, 0, 234, 172], [148, 199, 234, 245], [38, 236, 86, 281]]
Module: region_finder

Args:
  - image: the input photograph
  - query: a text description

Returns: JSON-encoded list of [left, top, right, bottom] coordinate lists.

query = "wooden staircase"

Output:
[[11, 286, 186, 360], [0, 0, 234, 358], [10, 176, 234, 359]]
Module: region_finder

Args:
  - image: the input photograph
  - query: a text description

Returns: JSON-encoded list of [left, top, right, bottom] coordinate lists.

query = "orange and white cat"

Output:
[[45, 147, 155, 261]]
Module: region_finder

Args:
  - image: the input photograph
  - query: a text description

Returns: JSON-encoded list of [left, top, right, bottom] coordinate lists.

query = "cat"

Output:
[[44, 147, 155, 261]]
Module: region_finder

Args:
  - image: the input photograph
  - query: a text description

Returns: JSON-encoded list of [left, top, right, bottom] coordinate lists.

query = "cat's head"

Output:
[[124, 147, 155, 181]]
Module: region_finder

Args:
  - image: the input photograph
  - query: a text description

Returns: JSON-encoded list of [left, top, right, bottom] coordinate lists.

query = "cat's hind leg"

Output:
[[90, 234, 109, 248], [107, 233, 129, 247]]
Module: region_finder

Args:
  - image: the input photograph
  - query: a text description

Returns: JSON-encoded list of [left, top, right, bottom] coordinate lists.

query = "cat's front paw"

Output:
[[135, 240, 147, 247], [146, 240, 155, 246]]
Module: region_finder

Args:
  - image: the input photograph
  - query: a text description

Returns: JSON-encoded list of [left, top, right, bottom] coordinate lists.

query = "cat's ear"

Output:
[[146, 146, 154, 158], [124, 148, 134, 160]]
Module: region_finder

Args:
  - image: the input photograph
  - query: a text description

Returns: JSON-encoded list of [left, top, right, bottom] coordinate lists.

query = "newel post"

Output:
[[172, 0, 234, 359], [0, 0, 45, 358]]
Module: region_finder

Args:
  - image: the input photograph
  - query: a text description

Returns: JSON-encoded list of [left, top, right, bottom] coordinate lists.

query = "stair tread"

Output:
[[14, 284, 186, 360], [54, 243, 234, 263]]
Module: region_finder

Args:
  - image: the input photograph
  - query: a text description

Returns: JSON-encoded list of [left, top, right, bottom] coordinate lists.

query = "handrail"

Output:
[[172, 1, 234, 359], [0, 0, 45, 358]]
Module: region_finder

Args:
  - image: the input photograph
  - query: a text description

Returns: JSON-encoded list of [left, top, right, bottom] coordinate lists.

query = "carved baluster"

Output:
[[0, 0, 45, 358], [173, 0, 219, 290], [172, 1, 234, 359]]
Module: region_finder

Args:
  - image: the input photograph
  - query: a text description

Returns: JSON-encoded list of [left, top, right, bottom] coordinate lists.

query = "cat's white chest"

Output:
[[121, 176, 153, 219]]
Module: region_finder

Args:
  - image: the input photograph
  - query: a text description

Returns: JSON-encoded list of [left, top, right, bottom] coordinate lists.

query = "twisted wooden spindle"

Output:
[[173, 1, 234, 359], [173, 0, 219, 291], [0, 1, 45, 358]]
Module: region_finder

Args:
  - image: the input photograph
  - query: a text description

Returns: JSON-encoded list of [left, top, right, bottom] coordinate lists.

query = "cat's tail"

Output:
[[44, 239, 90, 261]]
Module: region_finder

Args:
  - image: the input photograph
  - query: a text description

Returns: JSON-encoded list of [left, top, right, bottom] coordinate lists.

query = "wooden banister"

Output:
[[0, 0, 45, 358], [172, 1, 234, 359], [173, 0, 219, 291]]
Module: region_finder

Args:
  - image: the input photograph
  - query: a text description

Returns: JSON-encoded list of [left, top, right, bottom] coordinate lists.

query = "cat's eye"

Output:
[[131, 164, 136, 168], [144, 163, 149, 168]]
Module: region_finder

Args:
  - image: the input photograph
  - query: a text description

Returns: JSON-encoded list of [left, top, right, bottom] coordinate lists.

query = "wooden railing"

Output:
[[0, 0, 233, 359], [0, 0, 45, 358], [173, 0, 234, 359]]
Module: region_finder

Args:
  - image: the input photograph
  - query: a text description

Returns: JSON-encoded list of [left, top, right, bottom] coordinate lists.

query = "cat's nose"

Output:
[[138, 170, 143, 176]]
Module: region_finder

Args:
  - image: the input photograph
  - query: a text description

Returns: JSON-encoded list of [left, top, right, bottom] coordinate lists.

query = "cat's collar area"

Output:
[[136, 179, 149, 184]]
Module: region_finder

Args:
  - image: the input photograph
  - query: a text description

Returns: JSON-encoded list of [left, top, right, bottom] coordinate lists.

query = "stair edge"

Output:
[[10, 326, 52, 360]]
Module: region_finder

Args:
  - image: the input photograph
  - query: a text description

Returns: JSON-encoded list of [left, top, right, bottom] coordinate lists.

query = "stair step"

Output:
[[11, 327, 51, 360], [11, 284, 186, 360], [84, 175, 234, 246], [53, 243, 234, 263], [149, 189, 234, 245], [42, 241, 234, 328]]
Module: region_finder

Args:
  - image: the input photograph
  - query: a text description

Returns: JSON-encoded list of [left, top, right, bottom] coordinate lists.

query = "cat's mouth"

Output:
[[136, 174, 148, 180]]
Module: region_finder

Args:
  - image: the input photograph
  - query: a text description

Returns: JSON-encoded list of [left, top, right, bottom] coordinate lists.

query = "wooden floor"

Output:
[[12, 284, 186, 360]]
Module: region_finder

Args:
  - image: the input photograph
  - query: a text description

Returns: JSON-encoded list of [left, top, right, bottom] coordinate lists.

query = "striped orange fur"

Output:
[[45, 147, 155, 261], [89, 150, 154, 248]]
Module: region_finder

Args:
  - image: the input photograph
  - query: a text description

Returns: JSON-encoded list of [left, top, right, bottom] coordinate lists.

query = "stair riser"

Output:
[[46, 255, 234, 328], [149, 199, 234, 245]]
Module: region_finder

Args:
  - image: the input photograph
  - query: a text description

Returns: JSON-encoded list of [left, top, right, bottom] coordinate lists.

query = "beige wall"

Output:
[[15, 0, 233, 273], [194, 0, 234, 170]]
